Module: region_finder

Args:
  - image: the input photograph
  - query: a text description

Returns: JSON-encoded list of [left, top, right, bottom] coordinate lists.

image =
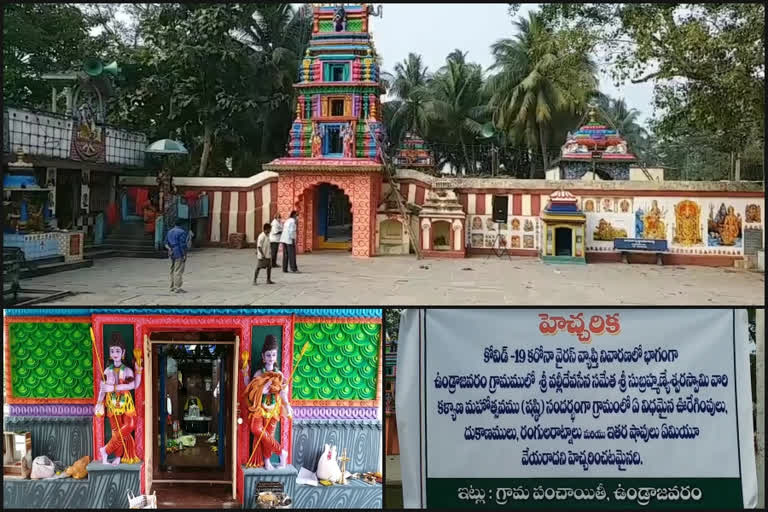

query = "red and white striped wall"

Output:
[[395, 181, 546, 217], [120, 172, 278, 245], [208, 183, 277, 244], [458, 192, 545, 217]]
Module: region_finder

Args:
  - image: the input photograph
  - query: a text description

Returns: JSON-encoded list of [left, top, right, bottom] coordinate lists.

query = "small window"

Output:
[[331, 99, 344, 117], [327, 63, 347, 82]]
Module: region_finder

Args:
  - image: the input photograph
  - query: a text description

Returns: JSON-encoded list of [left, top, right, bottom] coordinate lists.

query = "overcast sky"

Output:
[[368, 3, 655, 127]]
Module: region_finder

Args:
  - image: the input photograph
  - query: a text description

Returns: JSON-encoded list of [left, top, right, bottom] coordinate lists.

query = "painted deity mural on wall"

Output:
[[745, 204, 761, 224], [707, 203, 743, 247], [673, 200, 704, 246], [635, 200, 668, 240], [468, 214, 540, 250]]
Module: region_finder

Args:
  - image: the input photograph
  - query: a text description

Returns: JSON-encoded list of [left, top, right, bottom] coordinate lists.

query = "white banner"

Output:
[[396, 309, 757, 509]]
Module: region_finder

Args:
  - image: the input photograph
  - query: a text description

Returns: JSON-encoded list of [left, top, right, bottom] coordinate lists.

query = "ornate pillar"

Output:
[[351, 174, 372, 257]]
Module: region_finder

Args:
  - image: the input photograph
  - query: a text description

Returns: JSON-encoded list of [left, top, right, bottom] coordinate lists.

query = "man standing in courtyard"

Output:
[[254, 223, 275, 285], [270, 212, 283, 268], [165, 219, 189, 293], [280, 210, 299, 273]]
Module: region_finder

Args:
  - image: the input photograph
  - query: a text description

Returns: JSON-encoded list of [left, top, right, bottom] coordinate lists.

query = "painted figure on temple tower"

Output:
[[94, 333, 142, 465], [334, 6, 347, 32], [241, 335, 293, 470], [342, 123, 355, 158], [311, 123, 323, 158]]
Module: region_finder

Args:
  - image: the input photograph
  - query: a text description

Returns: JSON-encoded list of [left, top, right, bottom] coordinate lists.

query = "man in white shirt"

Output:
[[269, 213, 283, 268], [280, 210, 299, 273], [254, 223, 275, 285]]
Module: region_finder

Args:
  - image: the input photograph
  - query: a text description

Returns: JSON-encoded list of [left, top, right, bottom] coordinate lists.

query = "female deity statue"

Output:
[[241, 335, 293, 470], [311, 125, 323, 158], [94, 333, 142, 465], [342, 124, 355, 158]]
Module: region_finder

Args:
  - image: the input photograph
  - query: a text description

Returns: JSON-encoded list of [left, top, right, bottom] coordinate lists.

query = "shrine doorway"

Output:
[[315, 183, 353, 250], [148, 330, 236, 486], [555, 227, 573, 256]]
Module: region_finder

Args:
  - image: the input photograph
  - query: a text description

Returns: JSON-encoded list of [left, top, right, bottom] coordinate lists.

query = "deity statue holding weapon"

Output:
[[93, 330, 142, 465], [241, 336, 308, 470]]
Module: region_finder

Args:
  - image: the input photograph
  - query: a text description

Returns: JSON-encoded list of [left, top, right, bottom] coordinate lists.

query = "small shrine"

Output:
[[393, 134, 434, 171], [376, 186, 419, 255], [264, 4, 386, 257], [417, 180, 466, 258], [559, 105, 636, 180], [540, 189, 586, 264]]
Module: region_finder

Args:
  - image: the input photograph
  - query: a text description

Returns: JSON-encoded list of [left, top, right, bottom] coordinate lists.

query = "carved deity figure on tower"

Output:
[[94, 333, 142, 465], [241, 335, 293, 470], [311, 124, 323, 158], [342, 123, 355, 158]]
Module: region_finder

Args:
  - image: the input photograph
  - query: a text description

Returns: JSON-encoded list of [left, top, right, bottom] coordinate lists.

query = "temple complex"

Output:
[[107, 4, 764, 268]]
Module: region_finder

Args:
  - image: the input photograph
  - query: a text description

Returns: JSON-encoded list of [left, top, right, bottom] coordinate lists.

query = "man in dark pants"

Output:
[[280, 210, 299, 272]]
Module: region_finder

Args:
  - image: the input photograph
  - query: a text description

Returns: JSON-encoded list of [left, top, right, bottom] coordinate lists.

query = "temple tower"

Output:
[[265, 4, 386, 257]]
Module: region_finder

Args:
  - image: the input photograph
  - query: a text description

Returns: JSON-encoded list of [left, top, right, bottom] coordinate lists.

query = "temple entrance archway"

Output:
[[314, 183, 353, 250], [277, 173, 379, 257]]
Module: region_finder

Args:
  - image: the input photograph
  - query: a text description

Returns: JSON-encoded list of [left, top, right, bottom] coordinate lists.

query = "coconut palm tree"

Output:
[[486, 11, 598, 177], [426, 50, 490, 174], [234, 4, 314, 160], [381, 53, 431, 147]]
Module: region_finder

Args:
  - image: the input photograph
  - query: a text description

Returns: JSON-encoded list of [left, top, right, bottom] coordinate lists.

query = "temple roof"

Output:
[[544, 189, 584, 218], [561, 105, 637, 162], [394, 134, 434, 170]]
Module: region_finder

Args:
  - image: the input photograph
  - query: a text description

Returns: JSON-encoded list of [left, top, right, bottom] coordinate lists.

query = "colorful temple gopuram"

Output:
[[263, 4, 386, 257], [559, 105, 636, 180], [3, 308, 383, 509], [117, 4, 763, 267]]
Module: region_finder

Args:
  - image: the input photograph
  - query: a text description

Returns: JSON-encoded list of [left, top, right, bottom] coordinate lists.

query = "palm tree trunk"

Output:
[[459, 136, 472, 175], [199, 124, 214, 177], [539, 125, 549, 177], [528, 149, 536, 179]]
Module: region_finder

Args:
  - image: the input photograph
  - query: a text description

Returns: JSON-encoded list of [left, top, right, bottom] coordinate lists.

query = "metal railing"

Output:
[[3, 105, 147, 167]]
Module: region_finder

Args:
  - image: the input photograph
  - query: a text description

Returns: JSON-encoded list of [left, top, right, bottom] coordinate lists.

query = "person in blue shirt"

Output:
[[165, 219, 189, 293]]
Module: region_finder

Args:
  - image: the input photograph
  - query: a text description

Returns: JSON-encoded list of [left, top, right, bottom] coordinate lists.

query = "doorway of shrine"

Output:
[[315, 183, 352, 250], [148, 330, 236, 487]]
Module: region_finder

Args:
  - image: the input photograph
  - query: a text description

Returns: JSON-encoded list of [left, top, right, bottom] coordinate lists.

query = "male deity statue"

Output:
[[94, 333, 142, 465], [241, 335, 293, 470]]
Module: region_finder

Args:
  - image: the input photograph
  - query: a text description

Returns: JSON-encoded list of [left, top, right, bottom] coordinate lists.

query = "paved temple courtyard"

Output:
[[15, 249, 763, 306]]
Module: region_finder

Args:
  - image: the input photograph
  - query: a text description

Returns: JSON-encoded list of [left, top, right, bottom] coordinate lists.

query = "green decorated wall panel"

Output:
[[292, 323, 380, 401], [9, 322, 93, 400]]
